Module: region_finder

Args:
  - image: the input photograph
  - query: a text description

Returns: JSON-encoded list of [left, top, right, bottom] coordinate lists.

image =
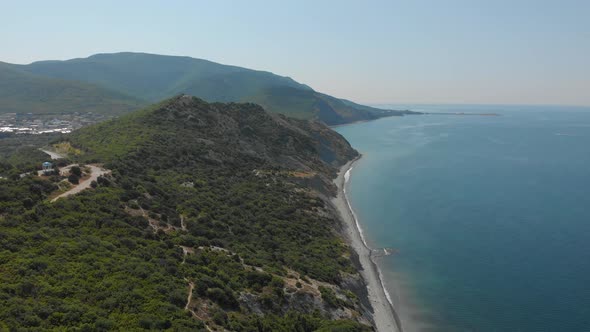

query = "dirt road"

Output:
[[51, 165, 109, 202]]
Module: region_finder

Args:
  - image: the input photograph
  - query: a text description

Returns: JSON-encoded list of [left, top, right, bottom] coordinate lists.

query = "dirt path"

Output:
[[180, 246, 194, 264], [185, 280, 195, 311], [180, 215, 187, 231], [51, 165, 109, 202], [183, 278, 213, 331]]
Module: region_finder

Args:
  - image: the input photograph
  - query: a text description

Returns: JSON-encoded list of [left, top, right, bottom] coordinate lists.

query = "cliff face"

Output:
[[0, 96, 372, 330]]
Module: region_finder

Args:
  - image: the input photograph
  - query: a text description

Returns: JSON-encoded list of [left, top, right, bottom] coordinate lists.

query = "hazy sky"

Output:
[[2, 0, 589, 105]]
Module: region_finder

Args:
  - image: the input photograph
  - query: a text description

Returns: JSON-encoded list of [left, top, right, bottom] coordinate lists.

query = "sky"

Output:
[[1, 0, 589, 106]]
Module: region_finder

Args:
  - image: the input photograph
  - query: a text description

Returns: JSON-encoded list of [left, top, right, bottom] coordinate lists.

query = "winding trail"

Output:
[[183, 278, 213, 332], [180, 215, 187, 231], [185, 280, 195, 311], [51, 165, 110, 202], [180, 246, 194, 264]]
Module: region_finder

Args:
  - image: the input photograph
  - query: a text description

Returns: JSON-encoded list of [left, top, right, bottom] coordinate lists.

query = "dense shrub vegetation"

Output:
[[0, 97, 368, 330]]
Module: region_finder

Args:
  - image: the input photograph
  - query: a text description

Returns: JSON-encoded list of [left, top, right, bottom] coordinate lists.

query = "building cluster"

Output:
[[0, 112, 111, 134]]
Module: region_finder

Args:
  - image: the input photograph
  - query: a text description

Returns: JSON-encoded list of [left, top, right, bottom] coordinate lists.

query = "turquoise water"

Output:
[[335, 105, 590, 332]]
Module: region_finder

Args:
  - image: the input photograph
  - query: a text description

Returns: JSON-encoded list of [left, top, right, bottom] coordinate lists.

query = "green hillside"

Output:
[[0, 62, 143, 115], [12, 52, 409, 124], [0, 96, 373, 330], [21, 53, 310, 103], [248, 87, 401, 124]]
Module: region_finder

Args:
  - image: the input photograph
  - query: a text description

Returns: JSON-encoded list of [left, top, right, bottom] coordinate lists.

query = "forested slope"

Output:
[[0, 96, 373, 331]]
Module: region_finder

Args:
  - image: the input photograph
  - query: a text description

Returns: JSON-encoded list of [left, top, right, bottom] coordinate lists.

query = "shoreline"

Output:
[[332, 155, 404, 332]]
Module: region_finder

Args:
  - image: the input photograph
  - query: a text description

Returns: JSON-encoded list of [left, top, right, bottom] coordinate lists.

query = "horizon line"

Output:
[[367, 102, 590, 108]]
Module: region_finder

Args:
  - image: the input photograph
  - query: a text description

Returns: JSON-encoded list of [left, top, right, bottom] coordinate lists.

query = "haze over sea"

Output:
[[335, 105, 590, 332]]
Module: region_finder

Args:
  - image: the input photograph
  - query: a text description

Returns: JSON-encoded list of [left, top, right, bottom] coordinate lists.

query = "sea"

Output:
[[334, 104, 590, 332]]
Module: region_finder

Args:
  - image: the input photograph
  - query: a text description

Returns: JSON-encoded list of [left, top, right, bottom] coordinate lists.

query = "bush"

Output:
[[270, 276, 284, 288], [212, 309, 228, 326], [23, 197, 35, 209], [206, 288, 238, 308], [319, 286, 341, 308], [94, 318, 114, 331], [245, 270, 273, 290], [97, 175, 110, 186]]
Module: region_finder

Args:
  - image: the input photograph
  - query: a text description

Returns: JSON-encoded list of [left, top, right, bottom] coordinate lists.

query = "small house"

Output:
[[42, 161, 53, 175]]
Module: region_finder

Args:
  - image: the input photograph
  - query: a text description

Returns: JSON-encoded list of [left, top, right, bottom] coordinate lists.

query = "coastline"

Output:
[[332, 155, 404, 332]]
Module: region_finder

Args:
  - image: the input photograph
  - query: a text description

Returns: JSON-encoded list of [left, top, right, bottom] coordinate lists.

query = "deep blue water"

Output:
[[335, 105, 590, 332]]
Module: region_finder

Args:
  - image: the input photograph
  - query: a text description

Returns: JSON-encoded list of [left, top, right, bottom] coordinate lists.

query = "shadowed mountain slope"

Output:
[[5, 52, 413, 124], [0, 62, 142, 114]]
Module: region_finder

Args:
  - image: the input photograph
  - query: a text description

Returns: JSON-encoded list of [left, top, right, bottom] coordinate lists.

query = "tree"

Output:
[[70, 166, 82, 177], [68, 173, 79, 184], [23, 197, 35, 209]]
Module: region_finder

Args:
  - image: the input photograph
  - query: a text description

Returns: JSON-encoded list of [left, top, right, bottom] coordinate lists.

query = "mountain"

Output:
[[0, 96, 375, 330], [21, 53, 311, 103], [5, 52, 411, 124], [0, 62, 143, 115]]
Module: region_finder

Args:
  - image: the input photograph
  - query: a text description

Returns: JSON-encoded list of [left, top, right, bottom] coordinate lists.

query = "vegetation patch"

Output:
[[52, 142, 82, 156]]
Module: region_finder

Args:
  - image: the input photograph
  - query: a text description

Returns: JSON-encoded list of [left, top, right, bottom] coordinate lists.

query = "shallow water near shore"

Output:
[[335, 105, 590, 332]]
